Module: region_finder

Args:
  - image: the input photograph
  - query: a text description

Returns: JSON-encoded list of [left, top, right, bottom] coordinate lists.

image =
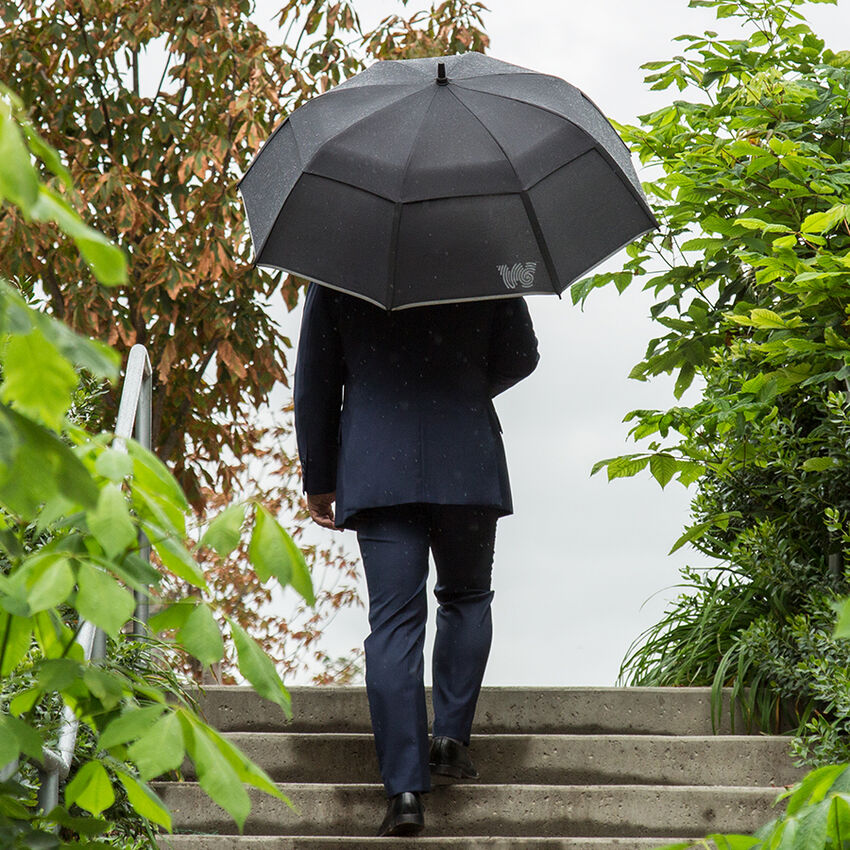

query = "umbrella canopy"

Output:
[[237, 52, 660, 311]]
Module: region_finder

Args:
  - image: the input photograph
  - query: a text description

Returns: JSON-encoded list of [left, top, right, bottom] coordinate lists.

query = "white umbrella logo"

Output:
[[497, 262, 537, 289]]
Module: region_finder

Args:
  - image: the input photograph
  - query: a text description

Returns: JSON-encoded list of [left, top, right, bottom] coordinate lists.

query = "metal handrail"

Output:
[[33, 343, 153, 816]]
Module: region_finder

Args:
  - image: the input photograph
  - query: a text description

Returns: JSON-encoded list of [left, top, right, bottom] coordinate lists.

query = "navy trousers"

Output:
[[352, 502, 499, 798]]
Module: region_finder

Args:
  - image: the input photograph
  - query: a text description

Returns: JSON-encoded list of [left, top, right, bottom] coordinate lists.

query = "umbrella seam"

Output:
[[446, 87, 562, 297], [250, 123, 305, 267], [454, 73, 633, 158], [254, 87, 432, 265], [452, 81, 637, 178], [296, 86, 431, 175], [387, 85, 440, 310], [236, 117, 294, 191]]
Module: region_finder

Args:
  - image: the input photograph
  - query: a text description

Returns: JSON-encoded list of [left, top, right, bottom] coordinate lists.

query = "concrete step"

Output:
[[189, 686, 763, 736], [177, 731, 803, 787], [156, 837, 696, 849], [151, 782, 784, 837]]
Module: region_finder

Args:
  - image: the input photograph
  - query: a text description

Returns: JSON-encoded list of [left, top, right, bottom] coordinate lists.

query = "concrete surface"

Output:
[[176, 731, 803, 787], [186, 685, 773, 736], [151, 781, 785, 837]]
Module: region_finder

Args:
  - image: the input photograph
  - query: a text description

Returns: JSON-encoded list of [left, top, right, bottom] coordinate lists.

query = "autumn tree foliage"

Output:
[[0, 0, 489, 498], [0, 0, 490, 683]]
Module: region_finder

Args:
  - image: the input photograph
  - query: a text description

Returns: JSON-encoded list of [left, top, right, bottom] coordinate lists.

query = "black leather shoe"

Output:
[[429, 736, 479, 784], [377, 791, 425, 837]]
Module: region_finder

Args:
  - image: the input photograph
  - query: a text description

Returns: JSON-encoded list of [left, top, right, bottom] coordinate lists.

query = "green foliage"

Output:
[[0, 85, 314, 843], [580, 0, 850, 763]]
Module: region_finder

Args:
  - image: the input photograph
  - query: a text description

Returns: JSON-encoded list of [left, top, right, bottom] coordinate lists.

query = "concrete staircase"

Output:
[[154, 686, 804, 849]]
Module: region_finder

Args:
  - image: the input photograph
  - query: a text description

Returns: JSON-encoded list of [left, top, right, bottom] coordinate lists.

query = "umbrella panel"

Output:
[[238, 120, 303, 262], [450, 85, 596, 189], [393, 192, 554, 308], [528, 148, 654, 289], [259, 172, 395, 308]]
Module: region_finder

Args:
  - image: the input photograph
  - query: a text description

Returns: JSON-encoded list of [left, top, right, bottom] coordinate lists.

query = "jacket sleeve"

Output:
[[293, 282, 344, 495], [487, 296, 540, 398]]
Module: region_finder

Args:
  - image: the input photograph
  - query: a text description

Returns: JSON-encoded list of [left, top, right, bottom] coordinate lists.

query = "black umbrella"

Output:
[[237, 52, 659, 311]]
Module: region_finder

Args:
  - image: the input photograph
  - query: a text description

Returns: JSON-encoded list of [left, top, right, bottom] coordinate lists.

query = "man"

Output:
[[293, 281, 539, 836]]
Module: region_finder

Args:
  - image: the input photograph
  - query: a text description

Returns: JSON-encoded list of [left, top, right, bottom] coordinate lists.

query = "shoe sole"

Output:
[[381, 816, 424, 836], [429, 763, 479, 785]]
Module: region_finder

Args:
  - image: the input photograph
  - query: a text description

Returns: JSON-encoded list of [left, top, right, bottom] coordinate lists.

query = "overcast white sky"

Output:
[[248, 0, 850, 686]]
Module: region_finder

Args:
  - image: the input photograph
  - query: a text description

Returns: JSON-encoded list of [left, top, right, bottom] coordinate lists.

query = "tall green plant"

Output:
[[0, 82, 314, 845], [577, 0, 850, 760]]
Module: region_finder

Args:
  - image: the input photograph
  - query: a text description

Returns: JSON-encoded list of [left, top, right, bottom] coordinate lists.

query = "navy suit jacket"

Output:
[[293, 283, 540, 529]]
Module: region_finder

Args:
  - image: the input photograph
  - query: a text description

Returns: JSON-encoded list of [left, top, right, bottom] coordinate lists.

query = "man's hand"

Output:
[[307, 491, 337, 530]]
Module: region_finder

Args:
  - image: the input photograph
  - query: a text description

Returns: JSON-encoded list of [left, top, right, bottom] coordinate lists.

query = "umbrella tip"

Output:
[[436, 62, 448, 85]]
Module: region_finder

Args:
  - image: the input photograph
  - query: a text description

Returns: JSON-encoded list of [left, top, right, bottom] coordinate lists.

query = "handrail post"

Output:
[[31, 343, 154, 820], [130, 345, 153, 636]]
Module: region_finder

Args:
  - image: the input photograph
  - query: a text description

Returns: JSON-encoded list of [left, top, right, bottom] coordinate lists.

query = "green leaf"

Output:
[[45, 806, 111, 837], [38, 658, 83, 691], [0, 403, 99, 517], [228, 617, 292, 719], [668, 512, 742, 555], [180, 713, 251, 830], [801, 456, 838, 472], [0, 610, 32, 675], [149, 599, 195, 633], [9, 686, 40, 716], [0, 326, 79, 429], [86, 483, 137, 559], [607, 454, 651, 481], [0, 712, 44, 766], [128, 711, 185, 781], [786, 764, 849, 815], [833, 598, 850, 640], [6, 553, 75, 614], [248, 504, 293, 586], [17, 118, 72, 187], [99, 704, 167, 750], [75, 561, 136, 639], [31, 608, 82, 661], [200, 502, 246, 557], [29, 183, 127, 286], [95, 449, 133, 482], [65, 760, 115, 816], [0, 99, 39, 209], [140, 520, 207, 588], [36, 307, 120, 381], [794, 795, 830, 848], [827, 794, 850, 842], [126, 440, 189, 515], [248, 506, 315, 606], [199, 723, 293, 806], [749, 309, 788, 329], [801, 204, 849, 234], [108, 550, 160, 591], [649, 453, 678, 489], [676, 460, 705, 487], [674, 362, 695, 399], [773, 234, 798, 249], [705, 835, 760, 849], [115, 769, 172, 831], [176, 603, 224, 666], [82, 666, 126, 709], [734, 216, 773, 230]]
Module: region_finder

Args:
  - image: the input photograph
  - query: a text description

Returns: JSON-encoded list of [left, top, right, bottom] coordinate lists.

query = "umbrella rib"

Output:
[[446, 87, 562, 298], [251, 87, 429, 267], [296, 86, 428, 172], [452, 81, 646, 208], [386, 86, 440, 311]]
